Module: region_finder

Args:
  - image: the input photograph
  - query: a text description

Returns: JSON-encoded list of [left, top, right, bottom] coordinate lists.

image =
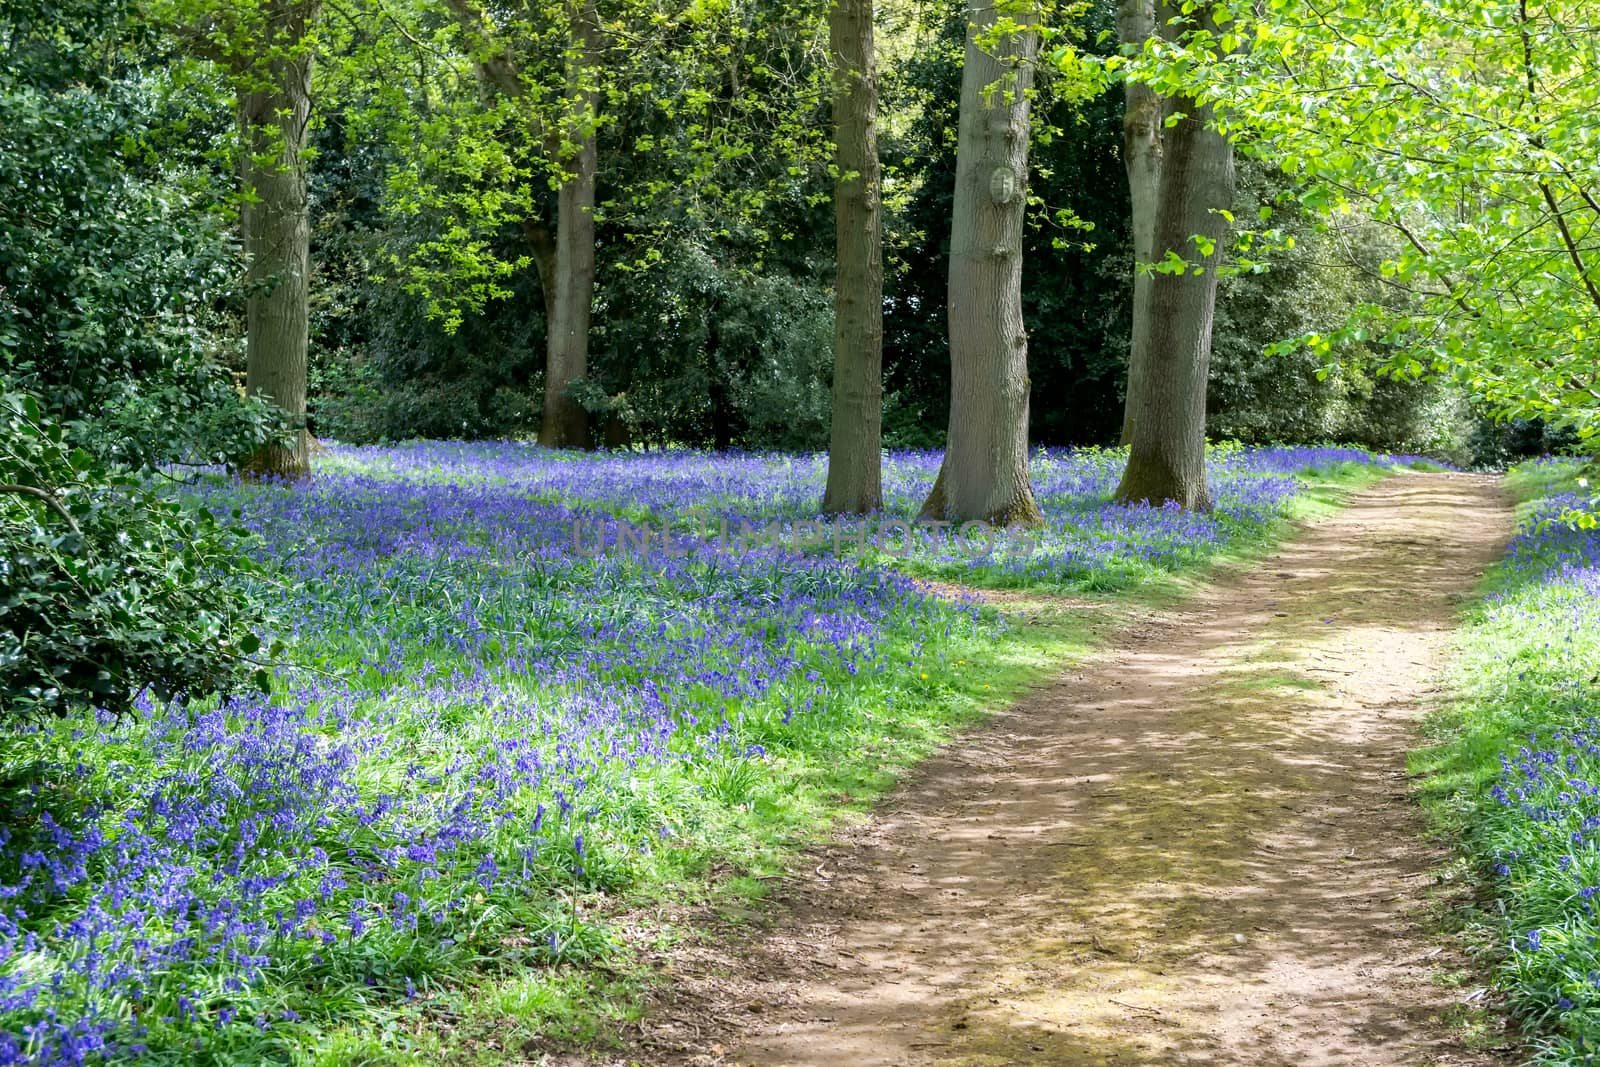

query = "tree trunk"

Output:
[[821, 0, 884, 515], [706, 319, 737, 451], [538, 0, 599, 450], [1116, 0, 1163, 447], [919, 0, 1043, 526], [523, 220, 558, 330], [1114, 6, 1234, 510], [238, 1, 317, 480]]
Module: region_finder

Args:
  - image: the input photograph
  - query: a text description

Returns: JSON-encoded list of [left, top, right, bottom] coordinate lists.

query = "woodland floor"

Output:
[[581, 473, 1520, 1066]]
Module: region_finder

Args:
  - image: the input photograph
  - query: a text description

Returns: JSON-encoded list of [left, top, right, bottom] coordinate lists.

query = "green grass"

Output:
[[1412, 458, 1600, 1063]]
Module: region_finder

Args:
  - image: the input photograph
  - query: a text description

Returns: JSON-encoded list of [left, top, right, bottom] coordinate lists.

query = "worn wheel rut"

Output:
[[620, 472, 1515, 1066]]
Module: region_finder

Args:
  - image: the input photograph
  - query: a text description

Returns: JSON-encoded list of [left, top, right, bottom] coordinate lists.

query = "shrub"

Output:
[[0, 393, 272, 720], [0, 0, 288, 468]]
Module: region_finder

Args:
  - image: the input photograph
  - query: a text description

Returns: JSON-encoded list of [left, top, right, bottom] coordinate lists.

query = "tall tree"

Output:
[[168, 0, 321, 477], [885, 1, 1130, 450], [1114, 0, 1234, 509], [919, 0, 1044, 526], [237, 0, 319, 478], [821, 0, 884, 514], [1115, 0, 1161, 446], [540, 0, 599, 449], [442, 0, 598, 449]]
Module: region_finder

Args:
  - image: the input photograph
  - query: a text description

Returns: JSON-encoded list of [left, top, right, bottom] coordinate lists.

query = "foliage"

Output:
[[884, 0, 1468, 457], [1139, 0, 1600, 448], [0, 393, 272, 723], [309, 194, 838, 448], [591, 241, 835, 450], [0, 0, 281, 740], [303, 0, 837, 449], [0, 0, 286, 468], [1207, 166, 1476, 458], [298, 0, 1496, 459], [1469, 418, 1585, 472], [306, 144, 547, 443], [312, 0, 832, 329], [1415, 460, 1600, 1061]]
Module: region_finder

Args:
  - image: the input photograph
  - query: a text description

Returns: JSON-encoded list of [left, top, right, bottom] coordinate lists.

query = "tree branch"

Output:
[[0, 484, 82, 536], [1520, 0, 1600, 315], [439, 0, 525, 98]]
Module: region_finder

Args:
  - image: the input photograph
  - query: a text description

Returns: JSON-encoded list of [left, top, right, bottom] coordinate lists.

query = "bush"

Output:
[[0, 0, 287, 468], [1467, 417, 1586, 470], [588, 242, 834, 450], [0, 393, 272, 720]]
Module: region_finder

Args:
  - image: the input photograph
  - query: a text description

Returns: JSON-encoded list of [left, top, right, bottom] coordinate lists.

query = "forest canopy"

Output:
[[2, 0, 1597, 719], [10, 0, 1590, 472]]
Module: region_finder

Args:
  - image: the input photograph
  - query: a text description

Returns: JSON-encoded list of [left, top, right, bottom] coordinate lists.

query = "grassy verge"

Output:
[[1413, 458, 1600, 1063], [404, 598, 1113, 1065]]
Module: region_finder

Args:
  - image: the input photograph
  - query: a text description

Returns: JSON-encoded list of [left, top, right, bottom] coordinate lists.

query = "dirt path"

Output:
[[622, 472, 1514, 1066]]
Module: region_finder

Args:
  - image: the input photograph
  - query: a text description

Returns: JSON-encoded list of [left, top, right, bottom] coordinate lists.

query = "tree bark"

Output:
[[444, 0, 595, 450], [238, 0, 317, 480], [537, 0, 599, 449], [919, 0, 1043, 526], [1114, 3, 1234, 510], [821, 0, 884, 515], [1116, 0, 1163, 447], [523, 220, 558, 330]]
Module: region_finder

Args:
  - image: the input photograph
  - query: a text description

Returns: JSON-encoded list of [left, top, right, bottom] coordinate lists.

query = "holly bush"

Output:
[[0, 392, 274, 720]]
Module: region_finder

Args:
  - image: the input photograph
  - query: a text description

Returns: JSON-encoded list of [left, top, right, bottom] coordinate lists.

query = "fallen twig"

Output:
[[1110, 997, 1163, 1016]]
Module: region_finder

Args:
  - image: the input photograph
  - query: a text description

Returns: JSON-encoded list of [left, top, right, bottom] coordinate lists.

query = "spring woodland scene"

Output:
[[3, 0, 1600, 1062]]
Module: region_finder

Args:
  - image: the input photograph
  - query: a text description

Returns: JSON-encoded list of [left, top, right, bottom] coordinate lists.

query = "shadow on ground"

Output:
[[605, 474, 1517, 1067]]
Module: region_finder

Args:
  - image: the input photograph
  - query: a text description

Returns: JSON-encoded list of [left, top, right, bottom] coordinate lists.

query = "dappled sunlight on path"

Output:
[[627, 473, 1515, 1066]]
